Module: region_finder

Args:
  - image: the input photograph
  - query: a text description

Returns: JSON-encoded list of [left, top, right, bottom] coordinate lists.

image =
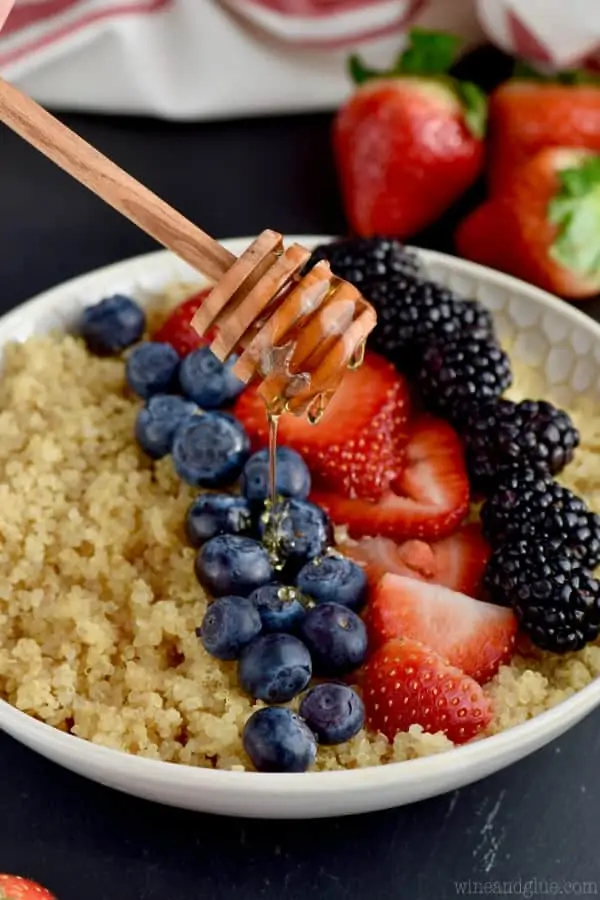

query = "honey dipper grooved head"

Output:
[[191, 231, 377, 417]]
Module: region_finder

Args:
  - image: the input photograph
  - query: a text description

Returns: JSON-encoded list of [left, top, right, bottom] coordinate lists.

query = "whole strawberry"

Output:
[[0, 874, 56, 899], [334, 29, 487, 239], [456, 147, 600, 300], [488, 72, 600, 195]]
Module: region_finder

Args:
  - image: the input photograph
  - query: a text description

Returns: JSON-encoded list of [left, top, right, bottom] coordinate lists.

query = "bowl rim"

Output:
[[1, 238, 599, 795]]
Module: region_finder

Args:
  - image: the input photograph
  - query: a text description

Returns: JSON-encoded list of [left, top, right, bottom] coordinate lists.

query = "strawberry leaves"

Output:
[[455, 81, 488, 140], [348, 55, 382, 87], [548, 154, 600, 276], [349, 29, 461, 85], [513, 59, 600, 87], [348, 30, 488, 140], [397, 29, 462, 77]]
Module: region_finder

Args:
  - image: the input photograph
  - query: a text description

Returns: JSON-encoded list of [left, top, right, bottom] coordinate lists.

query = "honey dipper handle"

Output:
[[0, 77, 236, 282]]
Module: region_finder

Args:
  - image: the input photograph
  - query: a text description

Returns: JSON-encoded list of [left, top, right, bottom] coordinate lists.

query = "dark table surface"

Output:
[[1, 54, 600, 899]]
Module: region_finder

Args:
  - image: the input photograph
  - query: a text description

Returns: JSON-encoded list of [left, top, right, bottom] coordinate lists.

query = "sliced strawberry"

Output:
[[362, 638, 493, 743], [312, 415, 469, 541], [344, 523, 490, 597], [234, 351, 410, 500], [152, 289, 215, 357], [368, 574, 517, 683], [347, 537, 437, 585], [427, 524, 490, 596]]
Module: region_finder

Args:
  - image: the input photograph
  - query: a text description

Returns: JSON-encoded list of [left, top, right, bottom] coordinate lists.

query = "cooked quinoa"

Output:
[[0, 295, 599, 772]]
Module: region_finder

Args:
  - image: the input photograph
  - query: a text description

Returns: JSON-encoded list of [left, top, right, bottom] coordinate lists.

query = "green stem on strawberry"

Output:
[[348, 29, 488, 140], [512, 59, 600, 87], [394, 29, 462, 77], [454, 81, 489, 141], [548, 154, 600, 276]]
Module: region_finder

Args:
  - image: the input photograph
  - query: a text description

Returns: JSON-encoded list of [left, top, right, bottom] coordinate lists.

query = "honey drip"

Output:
[[191, 243, 376, 566], [306, 392, 328, 426], [261, 410, 288, 569], [348, 339, 366, 370], [268, 410, 279, 510], [260, 337, 366, 565]]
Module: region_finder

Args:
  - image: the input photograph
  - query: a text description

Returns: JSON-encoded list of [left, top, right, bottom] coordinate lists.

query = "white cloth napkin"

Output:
[[1, 0, 599, 120]]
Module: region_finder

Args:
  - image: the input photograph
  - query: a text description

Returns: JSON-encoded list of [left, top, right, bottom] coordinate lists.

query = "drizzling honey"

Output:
[[306, 392, 329, 426], [260, 409, 288, 569], [268, 410, 279, 510], [190, 235, 377, 566], [348, 339, 366, 371]]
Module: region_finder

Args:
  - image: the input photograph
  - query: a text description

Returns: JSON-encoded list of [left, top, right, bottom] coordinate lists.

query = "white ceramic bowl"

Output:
[[1, 237, 599, 819]]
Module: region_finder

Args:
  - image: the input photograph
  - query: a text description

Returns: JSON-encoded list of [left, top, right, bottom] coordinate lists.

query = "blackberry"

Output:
[[484, 539, 600, 653], [454, 299, 495, 339], [306, 237, 420, 288], [417, 336, 512, 425], [367, 276, 495, 372], [464, 398, 580, 493], [481, 476, 600, 569], [308, 239, 496, 372], [490, 461, 554, 492]]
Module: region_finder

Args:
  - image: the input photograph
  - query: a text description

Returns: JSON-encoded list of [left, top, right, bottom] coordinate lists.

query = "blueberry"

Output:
[[243, 707, 317, 773], [125, 341, 180, 399], [299, 602, 367, 677], [241, 447, 311, 503], [195, 535, 273, 597], [172, 412, 250, 488], [299, 683, 365, 745], [179, 346, 245, 408], [185, 494, 252, 547], [80, 294, 145, 356], [135, 394, 199, 459], [259, 498, 333, 573], [238, 633, 312, 702], [197, 595, 262, 660], [249, 583, 307, 634], [296, 553, 367, 612]]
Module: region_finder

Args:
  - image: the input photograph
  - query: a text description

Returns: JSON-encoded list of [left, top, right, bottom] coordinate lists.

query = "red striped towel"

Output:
[[220, 0, 423, 48], [0, 1, 598, 118], [0, 0, 170, 69]]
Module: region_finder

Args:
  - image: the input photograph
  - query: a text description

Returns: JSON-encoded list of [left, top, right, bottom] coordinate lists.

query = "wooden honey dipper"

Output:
[[0, 78, 376, 418]]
